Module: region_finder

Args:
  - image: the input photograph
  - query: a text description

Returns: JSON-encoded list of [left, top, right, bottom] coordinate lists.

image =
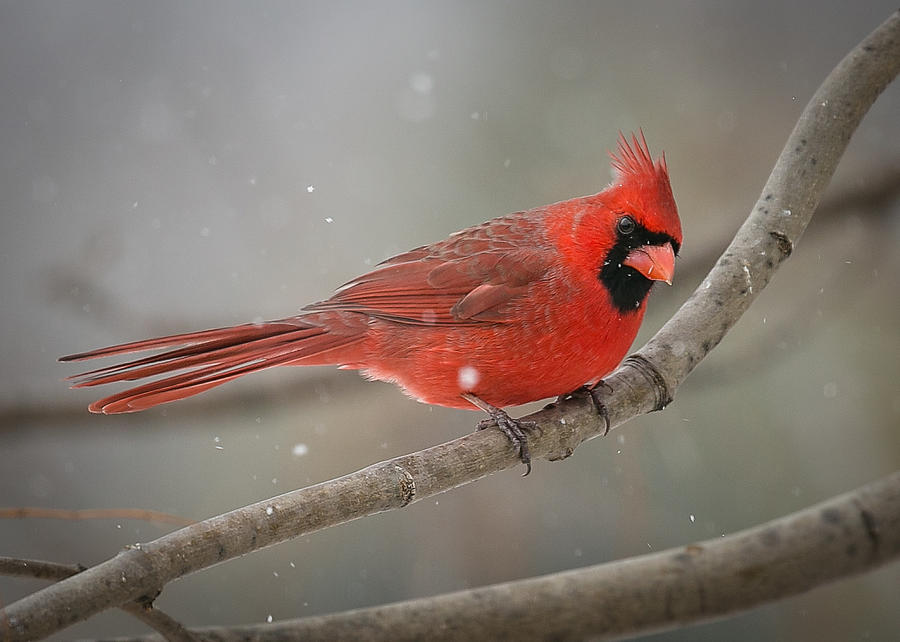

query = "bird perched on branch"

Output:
[[62, 132, 682, 473]]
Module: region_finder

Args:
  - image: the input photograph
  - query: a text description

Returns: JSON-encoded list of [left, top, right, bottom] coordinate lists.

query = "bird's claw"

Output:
[[478, 411, 537, 476], [463, 393, 537, 475], [557, 383, 611, 436]]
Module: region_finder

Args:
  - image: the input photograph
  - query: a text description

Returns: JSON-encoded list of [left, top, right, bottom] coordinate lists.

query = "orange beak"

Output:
[[623, 243, 676, 285]]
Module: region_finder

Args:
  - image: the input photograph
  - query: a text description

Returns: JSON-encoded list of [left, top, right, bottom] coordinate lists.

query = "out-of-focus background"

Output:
[[1, 2, 898, 639]]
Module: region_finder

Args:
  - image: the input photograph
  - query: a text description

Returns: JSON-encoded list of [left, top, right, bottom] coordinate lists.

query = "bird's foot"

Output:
[[556, 382, 611, 436], [462, 393, 536, 476]]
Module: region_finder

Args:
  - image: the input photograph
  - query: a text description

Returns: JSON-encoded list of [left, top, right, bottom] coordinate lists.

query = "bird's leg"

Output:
[[461, 393, 536, 476], [556, 382, 611, 436]]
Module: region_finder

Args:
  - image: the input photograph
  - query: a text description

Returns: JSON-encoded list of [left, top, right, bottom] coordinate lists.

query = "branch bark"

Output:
[[1, 9, 898, 641]]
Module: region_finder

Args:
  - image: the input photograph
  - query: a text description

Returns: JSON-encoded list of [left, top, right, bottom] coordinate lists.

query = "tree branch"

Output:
[[0, 558, 195, 642], [634, 9, 900, 401], [1, 9, 898, 641], [89, 471, 900, 642]]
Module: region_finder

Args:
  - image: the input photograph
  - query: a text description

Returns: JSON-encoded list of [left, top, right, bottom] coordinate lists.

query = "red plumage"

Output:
[[62, 132, 682, 417]]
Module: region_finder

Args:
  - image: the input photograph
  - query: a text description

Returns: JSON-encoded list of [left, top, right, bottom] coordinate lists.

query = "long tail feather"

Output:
[[59, 320, 302, 362], [60, 316, 366, 414]]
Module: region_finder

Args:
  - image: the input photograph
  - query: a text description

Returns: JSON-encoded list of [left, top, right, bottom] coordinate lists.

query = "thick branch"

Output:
[[2, 10, 898, 641], [96, 471, 900, 642], [635, 10, 900, 397]]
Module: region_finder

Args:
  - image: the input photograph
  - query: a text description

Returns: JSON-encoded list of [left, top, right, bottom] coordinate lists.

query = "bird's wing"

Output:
[[304, 215, 552, 326]]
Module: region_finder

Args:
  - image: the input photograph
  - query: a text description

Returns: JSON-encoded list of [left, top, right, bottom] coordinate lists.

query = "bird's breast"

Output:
[[360, 286, 645, 409]]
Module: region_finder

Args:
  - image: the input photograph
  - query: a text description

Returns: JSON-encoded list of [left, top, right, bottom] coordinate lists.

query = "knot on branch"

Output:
[[768, 230, 794, 259], [393, 465, 416, 507], [622, 354, 673, 411], [852, 499, 880, 555]]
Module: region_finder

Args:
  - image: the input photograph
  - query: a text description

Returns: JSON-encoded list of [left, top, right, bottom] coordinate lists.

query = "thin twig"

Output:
[[1, 10, 898, 641], [0, 508, 193, 528]]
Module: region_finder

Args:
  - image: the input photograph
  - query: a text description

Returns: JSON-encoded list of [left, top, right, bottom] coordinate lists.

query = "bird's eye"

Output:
[[617, 215, 636, 235]]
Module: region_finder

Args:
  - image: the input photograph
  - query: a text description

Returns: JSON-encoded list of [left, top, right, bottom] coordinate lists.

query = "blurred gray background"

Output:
[[1, 1, 898, 639]]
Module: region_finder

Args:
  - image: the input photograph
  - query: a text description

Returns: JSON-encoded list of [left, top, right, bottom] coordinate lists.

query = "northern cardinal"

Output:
[[62, 132, 681, 471]]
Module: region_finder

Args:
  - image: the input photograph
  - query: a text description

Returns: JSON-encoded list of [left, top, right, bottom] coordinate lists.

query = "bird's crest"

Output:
[[609, 130, 669, 185]]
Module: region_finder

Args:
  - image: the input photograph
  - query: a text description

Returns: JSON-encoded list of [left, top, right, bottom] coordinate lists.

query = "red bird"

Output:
[[62, 132, 681, 471]]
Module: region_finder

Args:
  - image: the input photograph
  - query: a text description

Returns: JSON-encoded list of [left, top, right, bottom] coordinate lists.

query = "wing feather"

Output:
[[305, 214, 551, 326]]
